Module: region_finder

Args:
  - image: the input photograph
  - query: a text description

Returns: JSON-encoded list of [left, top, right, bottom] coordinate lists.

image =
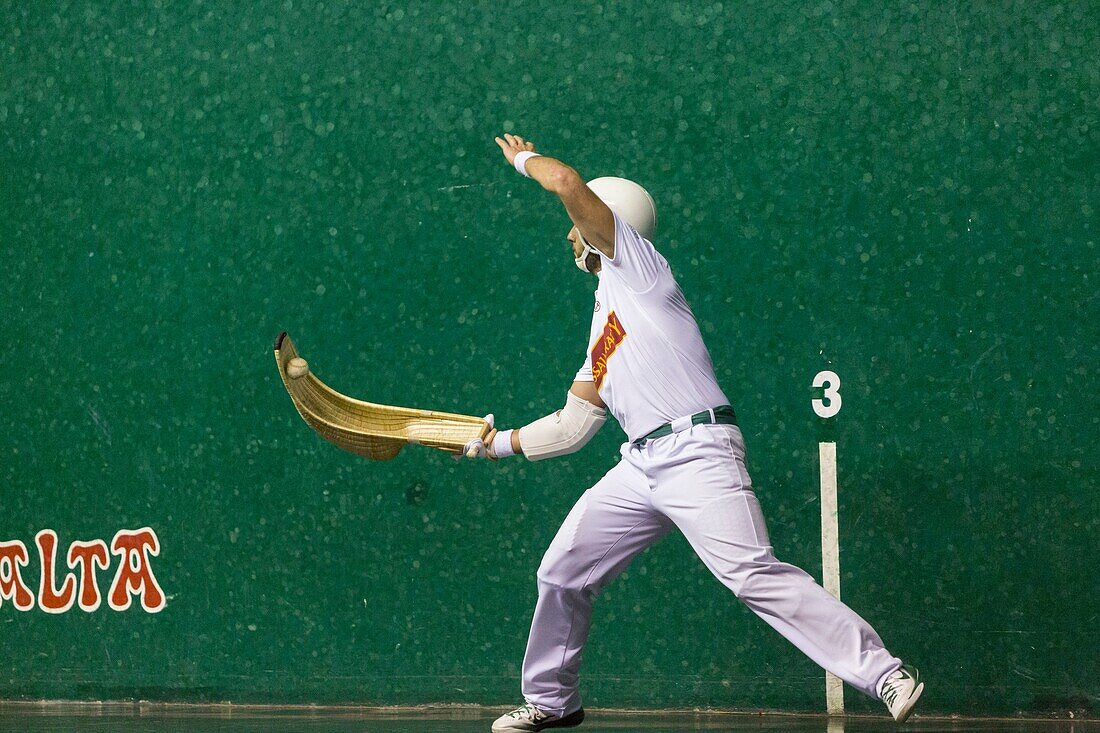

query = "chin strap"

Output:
[[574, 232, 600, 272]]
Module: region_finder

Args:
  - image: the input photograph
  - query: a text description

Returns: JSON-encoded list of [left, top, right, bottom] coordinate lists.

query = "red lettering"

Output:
[[35, 530, 76, 613], [0, 541, 34, 611], [68, 540, 110, 612], [108, 528, 166, 612], [590, 311, 627, 389]]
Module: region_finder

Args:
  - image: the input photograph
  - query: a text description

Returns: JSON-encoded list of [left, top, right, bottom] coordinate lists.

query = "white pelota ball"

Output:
[[286, 357, 309, 380]]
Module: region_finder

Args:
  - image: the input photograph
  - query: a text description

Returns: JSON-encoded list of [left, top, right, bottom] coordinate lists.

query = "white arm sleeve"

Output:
[[575, 357, 593, 383], [602, 212, 670, 292], [518, 391, 607, 462]]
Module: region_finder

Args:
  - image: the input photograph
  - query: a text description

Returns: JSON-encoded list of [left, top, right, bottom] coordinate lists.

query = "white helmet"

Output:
[[587, 177, 657, 239], [575, 177, 657, 272]]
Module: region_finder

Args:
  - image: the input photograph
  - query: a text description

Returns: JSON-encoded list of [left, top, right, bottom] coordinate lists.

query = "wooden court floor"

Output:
[[0, 704, 1094, 733]]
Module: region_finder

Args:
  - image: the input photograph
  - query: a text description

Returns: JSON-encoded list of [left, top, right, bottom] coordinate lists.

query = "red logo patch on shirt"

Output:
[[591, 311, 626, 389]]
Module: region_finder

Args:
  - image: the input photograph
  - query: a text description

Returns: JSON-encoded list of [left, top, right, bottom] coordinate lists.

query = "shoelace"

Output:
[[881, 670, 911, 706], [509, 704, 548, 721]]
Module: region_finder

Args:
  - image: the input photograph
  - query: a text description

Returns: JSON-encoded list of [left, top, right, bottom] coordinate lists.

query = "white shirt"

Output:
[[575, 214, 731, 442]]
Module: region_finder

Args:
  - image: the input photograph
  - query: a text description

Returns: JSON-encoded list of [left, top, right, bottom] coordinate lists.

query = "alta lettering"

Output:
[[0, 528, 166, 614]]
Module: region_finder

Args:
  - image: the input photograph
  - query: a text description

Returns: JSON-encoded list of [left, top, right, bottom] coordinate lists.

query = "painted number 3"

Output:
[[812, 370, 842, 419]]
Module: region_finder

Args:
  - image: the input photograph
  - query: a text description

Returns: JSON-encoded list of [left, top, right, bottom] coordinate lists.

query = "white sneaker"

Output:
[[491, 702, 585, 732], [880, 664, 925, 722]]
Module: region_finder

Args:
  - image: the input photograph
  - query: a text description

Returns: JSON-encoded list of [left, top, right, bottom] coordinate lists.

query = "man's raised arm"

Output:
[[494, 133, 615, 257]]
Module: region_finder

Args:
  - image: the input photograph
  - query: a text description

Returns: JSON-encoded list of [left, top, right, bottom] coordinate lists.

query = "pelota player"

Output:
[[473, 133, 924, 731]]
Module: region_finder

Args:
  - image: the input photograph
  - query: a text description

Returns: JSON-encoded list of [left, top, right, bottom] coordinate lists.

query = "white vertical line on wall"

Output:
[[820, 440, 845, 716]]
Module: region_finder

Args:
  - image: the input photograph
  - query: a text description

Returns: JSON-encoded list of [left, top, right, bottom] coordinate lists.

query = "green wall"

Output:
[[1, 0, 1096, 717]]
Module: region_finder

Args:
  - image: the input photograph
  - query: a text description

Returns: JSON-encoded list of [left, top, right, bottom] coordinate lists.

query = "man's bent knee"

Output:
[[731, 560, 814, 611], [536, 550, 593, 595]]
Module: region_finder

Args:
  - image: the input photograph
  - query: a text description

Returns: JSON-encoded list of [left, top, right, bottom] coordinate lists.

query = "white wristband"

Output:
[[513, 151, 541, 178], [492, 429, 516, 458]]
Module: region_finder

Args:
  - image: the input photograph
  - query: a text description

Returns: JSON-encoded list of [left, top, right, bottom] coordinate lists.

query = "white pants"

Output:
[[520, 422, 901, 717]]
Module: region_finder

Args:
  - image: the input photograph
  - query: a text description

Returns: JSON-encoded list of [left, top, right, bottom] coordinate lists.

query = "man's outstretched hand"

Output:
[[495, 133, 536, 166], [456, 417, 499, 461]]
